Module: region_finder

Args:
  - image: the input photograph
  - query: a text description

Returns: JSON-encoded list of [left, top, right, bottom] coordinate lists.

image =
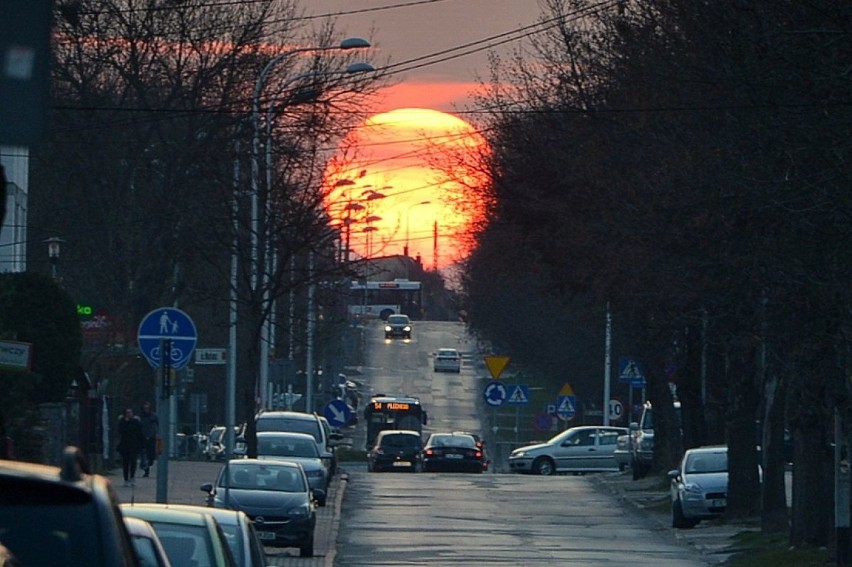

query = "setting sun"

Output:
[[324, 107, 488, 271]]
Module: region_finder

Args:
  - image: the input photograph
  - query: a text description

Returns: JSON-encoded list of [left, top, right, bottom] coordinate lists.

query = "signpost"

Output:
[[137, 307, 198, 503], [323, 399, 352, 429]]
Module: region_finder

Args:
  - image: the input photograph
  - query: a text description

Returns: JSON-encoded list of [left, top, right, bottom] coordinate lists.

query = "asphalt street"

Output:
[[112, 457, 757, 567]]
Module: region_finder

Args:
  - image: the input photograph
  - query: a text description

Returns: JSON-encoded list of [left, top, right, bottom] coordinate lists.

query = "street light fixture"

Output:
[[44, 236, 65, 280]]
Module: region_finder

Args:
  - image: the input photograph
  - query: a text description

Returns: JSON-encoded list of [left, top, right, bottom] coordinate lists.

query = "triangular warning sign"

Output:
[[622, 361, 641, 379], [558, 397, 575, 413], [508, 386, 528, 404], [484, 355, 510, 379]]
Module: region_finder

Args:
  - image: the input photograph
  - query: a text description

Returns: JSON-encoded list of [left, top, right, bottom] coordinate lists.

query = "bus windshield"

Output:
[[364, 396, 427, 450]]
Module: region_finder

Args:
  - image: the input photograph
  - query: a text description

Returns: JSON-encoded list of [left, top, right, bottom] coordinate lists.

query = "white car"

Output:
[[508, 426, 628, 475], [433, 348, 462, 373], [668, 445, 728, 528]]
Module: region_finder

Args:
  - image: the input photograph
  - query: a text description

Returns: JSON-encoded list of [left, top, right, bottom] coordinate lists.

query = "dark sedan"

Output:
[[421, 432, 485, 473], [367, 430, 423, 472], [201, 459, 323, 557]]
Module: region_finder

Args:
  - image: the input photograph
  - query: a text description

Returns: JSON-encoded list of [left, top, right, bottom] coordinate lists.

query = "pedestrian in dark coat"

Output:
[[138, 401, 159, 477], [117, 408, 144, 486]]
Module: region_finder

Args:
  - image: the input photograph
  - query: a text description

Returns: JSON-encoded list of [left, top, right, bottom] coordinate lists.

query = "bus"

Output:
[[364, 395, 428, 450], [348, 279, 423, 320]]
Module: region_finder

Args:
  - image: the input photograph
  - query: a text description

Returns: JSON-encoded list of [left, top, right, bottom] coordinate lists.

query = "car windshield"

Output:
[[388, 315, 409, 324], [221, 464, 307, 492], [381, 435, 420, 449], [256, 417, 321, 442], [686, 452, 728, 474], [149, 523, 214, 567], [429, 435, 475, 448], [258, 437, 319, 458], [437, 350, 458, 357]]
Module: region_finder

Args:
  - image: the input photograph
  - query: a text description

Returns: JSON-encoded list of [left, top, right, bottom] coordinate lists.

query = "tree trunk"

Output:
[[789, 422, 832, 547], [760, 369, 789, 534], [726, 340, 761, 520]]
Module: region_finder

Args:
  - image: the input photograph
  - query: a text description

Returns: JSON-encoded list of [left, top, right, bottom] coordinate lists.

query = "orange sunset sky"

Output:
[[309, 1, 539, 271]]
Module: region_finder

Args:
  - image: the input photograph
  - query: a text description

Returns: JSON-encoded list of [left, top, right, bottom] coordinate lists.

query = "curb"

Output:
[[324, 471, 348, 567]]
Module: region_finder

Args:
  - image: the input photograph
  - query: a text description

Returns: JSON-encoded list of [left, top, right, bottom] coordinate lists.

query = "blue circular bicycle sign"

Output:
[[137, 307, 197, 370]]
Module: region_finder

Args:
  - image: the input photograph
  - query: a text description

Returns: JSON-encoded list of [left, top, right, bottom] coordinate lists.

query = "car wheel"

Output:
[[672, 498, 698, 529], [319, 496, 327, 507], [300, 537, 314, 557], [532, 456, 555, 476]]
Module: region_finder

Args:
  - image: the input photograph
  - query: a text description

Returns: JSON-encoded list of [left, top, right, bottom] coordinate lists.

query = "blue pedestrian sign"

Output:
[[323, 399, 352, 428], [557, 395, 576, 421], [619, 357, 646, 387], [506, 384, 531, 406], [138, 307, 197, 370], [483, 381, 507, 407]]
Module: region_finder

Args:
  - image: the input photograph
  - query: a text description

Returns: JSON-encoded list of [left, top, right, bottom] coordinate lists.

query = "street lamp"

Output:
[[262, 63, 375, 405], [250, 37, 371, 409], [404, 201, 431, 257], [44, 236, 65, 280]]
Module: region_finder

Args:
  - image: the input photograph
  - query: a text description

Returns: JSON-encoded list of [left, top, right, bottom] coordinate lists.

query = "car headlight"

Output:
[[306, 469, 323, 478], [403, 326, 411, 332], [287, 504, 311, 519], [682, 482, 704, 495], [511, 450, 526, 458], [384, 325, 392, 332]]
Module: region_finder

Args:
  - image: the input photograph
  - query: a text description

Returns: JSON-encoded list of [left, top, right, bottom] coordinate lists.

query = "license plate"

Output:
[[257, 531, 276, 541], [710, 499, 726, 507], [393, 461, 411, 467], [446, 454, 463, 459]]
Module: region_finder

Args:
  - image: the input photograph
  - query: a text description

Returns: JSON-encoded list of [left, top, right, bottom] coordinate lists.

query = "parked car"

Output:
[[123, 516, 174, 567], [421, 432, 485, 473], [200, 459, 322, 557], [120, 503, 237, 567], [668, 445, 728, 529], [255, 411, 341, 474], [433, 348, 462, 373], [614, 434, 630, 472], [156, 505, 267, 567], [384, 314, 412, 339], [367, 430, 423, 472], [255, 431, 331, 504], [508, 425, 628, 475], [0, 446, 139, 567], [453, 431, 490, 471]]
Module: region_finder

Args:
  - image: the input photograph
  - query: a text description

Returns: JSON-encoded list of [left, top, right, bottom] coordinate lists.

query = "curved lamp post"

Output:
[[247, 37, 371, 411]]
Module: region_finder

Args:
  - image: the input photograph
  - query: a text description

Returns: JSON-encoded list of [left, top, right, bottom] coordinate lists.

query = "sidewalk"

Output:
[[112, 459, 348, 567], [591, 470, 758, 565]]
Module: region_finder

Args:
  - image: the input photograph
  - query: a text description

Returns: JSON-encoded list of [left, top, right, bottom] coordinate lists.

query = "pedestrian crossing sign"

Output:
[[506, 384, 530, 406]]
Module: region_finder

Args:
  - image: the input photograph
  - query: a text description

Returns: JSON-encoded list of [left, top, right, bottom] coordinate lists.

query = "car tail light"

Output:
[[475, 450, 483, 459]]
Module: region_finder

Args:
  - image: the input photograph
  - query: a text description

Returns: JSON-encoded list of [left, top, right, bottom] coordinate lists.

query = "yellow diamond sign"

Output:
[[484, 355, 510, 379]]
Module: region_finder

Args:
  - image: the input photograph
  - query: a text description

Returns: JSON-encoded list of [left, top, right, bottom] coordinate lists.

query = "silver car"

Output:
[[668, 445, 728, 528], [508, 426, 628, 475], [255, 431, 331, 506]]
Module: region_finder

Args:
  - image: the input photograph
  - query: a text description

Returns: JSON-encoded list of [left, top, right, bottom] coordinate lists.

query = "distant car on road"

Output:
[[421, 432, 485, 473], [668, 445, 728, 529], [367, 430, 423, 472], [201, 459, 322, 557], [508, 425, 628, 475], [433, 348, 462, 373], [384, 314, 412, 339]]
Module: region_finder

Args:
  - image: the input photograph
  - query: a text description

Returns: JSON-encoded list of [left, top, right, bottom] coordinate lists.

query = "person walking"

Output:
[[138, 401, 159, 477], [117, 408, 144, 487]]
